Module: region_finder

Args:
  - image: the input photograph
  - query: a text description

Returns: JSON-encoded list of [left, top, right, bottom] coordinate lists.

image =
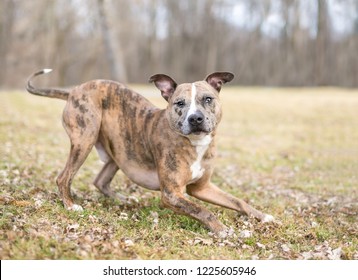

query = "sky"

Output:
[[228, 0, 357, 38]]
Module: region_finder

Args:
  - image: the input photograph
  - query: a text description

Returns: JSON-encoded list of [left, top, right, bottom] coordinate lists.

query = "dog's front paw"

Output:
[[262, 214, 275, 223], [212, 227, 237, 239], [116, 194, 139, 205], [127, 195, 139, 204], [67, 204, 84, 211]]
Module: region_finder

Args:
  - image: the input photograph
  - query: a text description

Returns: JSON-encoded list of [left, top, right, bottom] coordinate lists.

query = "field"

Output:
[[0, 86, 357, 259]]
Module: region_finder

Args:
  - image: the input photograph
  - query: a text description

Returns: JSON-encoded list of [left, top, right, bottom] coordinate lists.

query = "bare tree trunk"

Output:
[[0, 0, 15, 85], [97, 0, 127, 82], [205, 1, 218, 74], [148, 0, 159, 73], [315, 0, 330, 85]]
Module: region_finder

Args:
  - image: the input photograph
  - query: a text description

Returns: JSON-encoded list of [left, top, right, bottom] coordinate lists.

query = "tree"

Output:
[[0, 0, 15, 85], [97, 0, 127, 82], [315, 0, 330, 85]]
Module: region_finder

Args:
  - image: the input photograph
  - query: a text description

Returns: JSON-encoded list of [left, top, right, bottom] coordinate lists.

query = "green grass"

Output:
[[0, 87, 357, 259]]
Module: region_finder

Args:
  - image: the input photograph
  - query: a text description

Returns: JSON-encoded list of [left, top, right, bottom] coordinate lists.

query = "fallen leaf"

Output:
[[34, 199, 43, 208], [281, 244, 291, 252], [150, 211, 159, 229], [66, 223, 79, 232], [311, 221, 318, 228], [191, 237, 213, 246], [6, 231, 17, 241], [328, 247, 342, 260], [118, 212, 128, 220], [0, 194, 14, 204], [239, 230, 252, 238], [219, 239, 236, 247], [123, 239, 135, 248], [12, 200, 32, 207], [88, 215, 98, 223], [301, 251, 313, 260]]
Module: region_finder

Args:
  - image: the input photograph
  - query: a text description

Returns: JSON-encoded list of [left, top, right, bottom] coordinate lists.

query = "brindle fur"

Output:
[[26, 69, 274, 237]]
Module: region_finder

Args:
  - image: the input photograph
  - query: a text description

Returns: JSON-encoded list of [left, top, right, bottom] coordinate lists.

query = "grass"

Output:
[[0, 86, 357, 260]]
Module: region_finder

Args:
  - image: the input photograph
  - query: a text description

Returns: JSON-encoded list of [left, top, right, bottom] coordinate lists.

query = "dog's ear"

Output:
[[205, 72, 234, 93], [149, 74, 177, 101]]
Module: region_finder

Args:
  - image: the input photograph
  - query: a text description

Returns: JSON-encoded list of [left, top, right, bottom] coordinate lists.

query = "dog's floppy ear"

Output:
[[205, 72, 234, 93], [149, 74, 177, 101]]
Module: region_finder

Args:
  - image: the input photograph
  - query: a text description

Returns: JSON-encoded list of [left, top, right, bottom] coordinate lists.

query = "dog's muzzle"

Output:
[[186, 111, 210, 135], [188, 111, 204, 127]]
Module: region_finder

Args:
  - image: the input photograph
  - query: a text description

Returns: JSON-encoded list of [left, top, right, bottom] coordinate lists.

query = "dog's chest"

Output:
[[189, 135, 212, 183]]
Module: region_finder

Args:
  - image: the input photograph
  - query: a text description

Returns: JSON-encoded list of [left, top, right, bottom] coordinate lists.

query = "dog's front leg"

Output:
[[161, 185, 228, 236], [187, 182, 274, 222]]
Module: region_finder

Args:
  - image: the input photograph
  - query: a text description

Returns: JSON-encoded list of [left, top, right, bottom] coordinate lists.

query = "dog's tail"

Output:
[[26, 69, 69, 100]]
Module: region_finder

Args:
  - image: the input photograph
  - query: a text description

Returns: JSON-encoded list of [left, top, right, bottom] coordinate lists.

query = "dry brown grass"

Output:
[[0, 86, 357, 259]]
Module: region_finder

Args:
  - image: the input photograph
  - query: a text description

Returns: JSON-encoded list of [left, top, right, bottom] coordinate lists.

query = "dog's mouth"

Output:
[[184, 129, 213, 144], [191, 129, 208, 135], [185, 127, 211, 136], [175, 117, 213, 137], [192, 131, 203, 135]]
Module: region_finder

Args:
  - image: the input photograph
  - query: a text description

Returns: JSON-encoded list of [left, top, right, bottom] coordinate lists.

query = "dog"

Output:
[[26, 69, 274, 237]]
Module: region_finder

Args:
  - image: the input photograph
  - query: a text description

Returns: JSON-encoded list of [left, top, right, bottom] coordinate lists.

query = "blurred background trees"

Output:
[[0, 0, 357, 88]]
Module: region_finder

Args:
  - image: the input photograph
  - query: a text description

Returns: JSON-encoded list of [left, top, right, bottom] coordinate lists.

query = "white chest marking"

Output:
[[189, 135, 212, 182]]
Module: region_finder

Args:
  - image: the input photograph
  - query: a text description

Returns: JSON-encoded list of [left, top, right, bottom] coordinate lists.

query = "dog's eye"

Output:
[[205, 97, 213, 104], [175, 101, 185, 108]]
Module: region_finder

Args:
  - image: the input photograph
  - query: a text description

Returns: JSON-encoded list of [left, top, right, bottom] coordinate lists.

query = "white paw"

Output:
[[214, 227, 236, 239], [128, 196, 139, 204], [213, 230, 228, 239], [262, 214, 275, 223], [116, 194, 139, 205], [67, 204, 84, 211]]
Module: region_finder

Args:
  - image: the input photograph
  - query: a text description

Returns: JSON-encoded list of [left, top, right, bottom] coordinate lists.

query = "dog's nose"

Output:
[[188, 112, 204, 126]]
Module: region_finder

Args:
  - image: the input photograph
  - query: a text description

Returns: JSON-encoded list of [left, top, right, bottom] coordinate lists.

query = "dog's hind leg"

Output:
[[93, 142, 138, 204], [93, 159, 122, 199], [56, 102, 101, 211], [57, 140, 96, 211]]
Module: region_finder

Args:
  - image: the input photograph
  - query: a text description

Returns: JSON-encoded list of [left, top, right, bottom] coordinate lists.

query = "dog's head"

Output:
[[149, 72, 234, 139]]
